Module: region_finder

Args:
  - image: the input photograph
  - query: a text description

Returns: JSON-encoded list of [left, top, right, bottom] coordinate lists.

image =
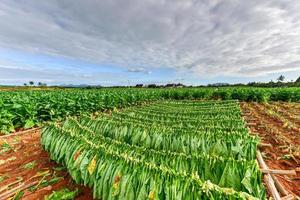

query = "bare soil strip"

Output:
[[0, 129, 92, 200], [241, 102, 300, 197], [263, 103, 300, 130]]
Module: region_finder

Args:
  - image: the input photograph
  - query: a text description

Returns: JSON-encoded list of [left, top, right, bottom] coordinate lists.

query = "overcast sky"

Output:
[[0, 0, 300, 85]]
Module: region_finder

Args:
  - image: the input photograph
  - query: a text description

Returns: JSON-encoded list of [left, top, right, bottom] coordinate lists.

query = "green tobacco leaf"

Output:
[[241, 169, 253, 194], [0, 175, 8, 183], [44, 188, 79, 200], [0, 142, 13, 154], [24, 119, 35, 129], [12, 190, 24, 200], [40, 99, 266, 199], [12, 104, 22, 109], [23, 161, 36, 169]]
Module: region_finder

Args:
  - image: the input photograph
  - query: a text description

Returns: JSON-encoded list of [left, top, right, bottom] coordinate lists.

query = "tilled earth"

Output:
[[241, 102, 300, 197], [0, 129, 93, 200]]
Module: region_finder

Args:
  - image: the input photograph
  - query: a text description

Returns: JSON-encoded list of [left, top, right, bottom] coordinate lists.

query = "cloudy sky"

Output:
[[0, 0, 300, 85]]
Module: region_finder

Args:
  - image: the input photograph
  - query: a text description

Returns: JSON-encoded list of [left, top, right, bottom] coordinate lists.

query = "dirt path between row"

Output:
[[241, 102, 300, 197], [0, 129, 93, 200]]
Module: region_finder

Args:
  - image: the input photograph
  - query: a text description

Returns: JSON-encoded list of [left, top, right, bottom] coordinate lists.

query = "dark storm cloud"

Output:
[[0, 0, 300, 78]]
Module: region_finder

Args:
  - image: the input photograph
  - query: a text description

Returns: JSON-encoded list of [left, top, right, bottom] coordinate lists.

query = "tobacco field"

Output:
[[0, 87, 299, 134], [41, 100, 266, 199], [0, 87, 299, 199]]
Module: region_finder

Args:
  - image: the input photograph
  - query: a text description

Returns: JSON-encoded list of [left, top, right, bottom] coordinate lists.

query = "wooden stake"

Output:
[[271, 174, 289, 197], [259, 143, 273, 148], [261, 169, 297, 176], [265, 175, 282, 200], [281, 194, 295, 200], [257, 150, 281, 200], [0, 128, 40, 139]]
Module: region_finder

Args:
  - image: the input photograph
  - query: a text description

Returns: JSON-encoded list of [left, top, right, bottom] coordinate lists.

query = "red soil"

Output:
[[0, 129, 92, 200], [241, 102, 300, 197]]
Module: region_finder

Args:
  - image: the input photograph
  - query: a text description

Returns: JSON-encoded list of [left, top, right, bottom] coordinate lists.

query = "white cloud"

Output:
[[0, 0, 300, 78], [127, 67, 152, 74]]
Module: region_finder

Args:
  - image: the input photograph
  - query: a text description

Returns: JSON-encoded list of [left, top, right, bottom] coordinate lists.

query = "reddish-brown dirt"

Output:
[[241, 102, 300, 197], [272, 102, 300, 127], [0, 129, 93, 200]]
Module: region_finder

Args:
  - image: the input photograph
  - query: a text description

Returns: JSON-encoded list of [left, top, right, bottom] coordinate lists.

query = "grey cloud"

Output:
[[240, 61, 300, 75], [0, 0, 300, 77], [127, 67, 151, 74]]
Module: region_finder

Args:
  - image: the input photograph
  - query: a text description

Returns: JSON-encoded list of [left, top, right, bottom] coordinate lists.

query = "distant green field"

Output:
[[0, 87, 299, 134]]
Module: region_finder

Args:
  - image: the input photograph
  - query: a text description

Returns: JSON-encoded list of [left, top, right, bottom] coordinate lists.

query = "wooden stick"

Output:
[[265, 175, 282, 200], [246, 118, 257, 121], [271, 174, 289, 197], [0, 179, 23, 193], [0, 180, 39, 199], [281, 194, 295, 200], [259, 143, 273, 148], [261, 169, 297, 176], [247, 122, 257, 126], [257, 150, 281, 200], [0, 128, 40, 139], [242, 112, 252, 116]]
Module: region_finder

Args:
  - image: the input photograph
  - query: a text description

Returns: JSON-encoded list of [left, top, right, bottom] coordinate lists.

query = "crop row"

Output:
[[1, 87, 299, 134], [41, 100, 266, 199]]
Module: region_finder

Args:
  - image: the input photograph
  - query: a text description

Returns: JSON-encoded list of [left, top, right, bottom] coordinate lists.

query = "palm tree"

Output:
[[277, 75, 285, 82], [29, 81, 34, 86]]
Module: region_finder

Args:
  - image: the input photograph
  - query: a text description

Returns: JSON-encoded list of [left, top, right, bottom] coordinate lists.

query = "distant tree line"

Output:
[[245, 75, 300, 87], [23, 81, 47, 87], [22, 75, 300, 88], [135, 75, 300, 88]]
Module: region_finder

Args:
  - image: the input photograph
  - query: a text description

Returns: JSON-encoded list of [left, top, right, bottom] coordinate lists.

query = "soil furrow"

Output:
[[0, 129, 92, 200], [241, 102, 300, 196]]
